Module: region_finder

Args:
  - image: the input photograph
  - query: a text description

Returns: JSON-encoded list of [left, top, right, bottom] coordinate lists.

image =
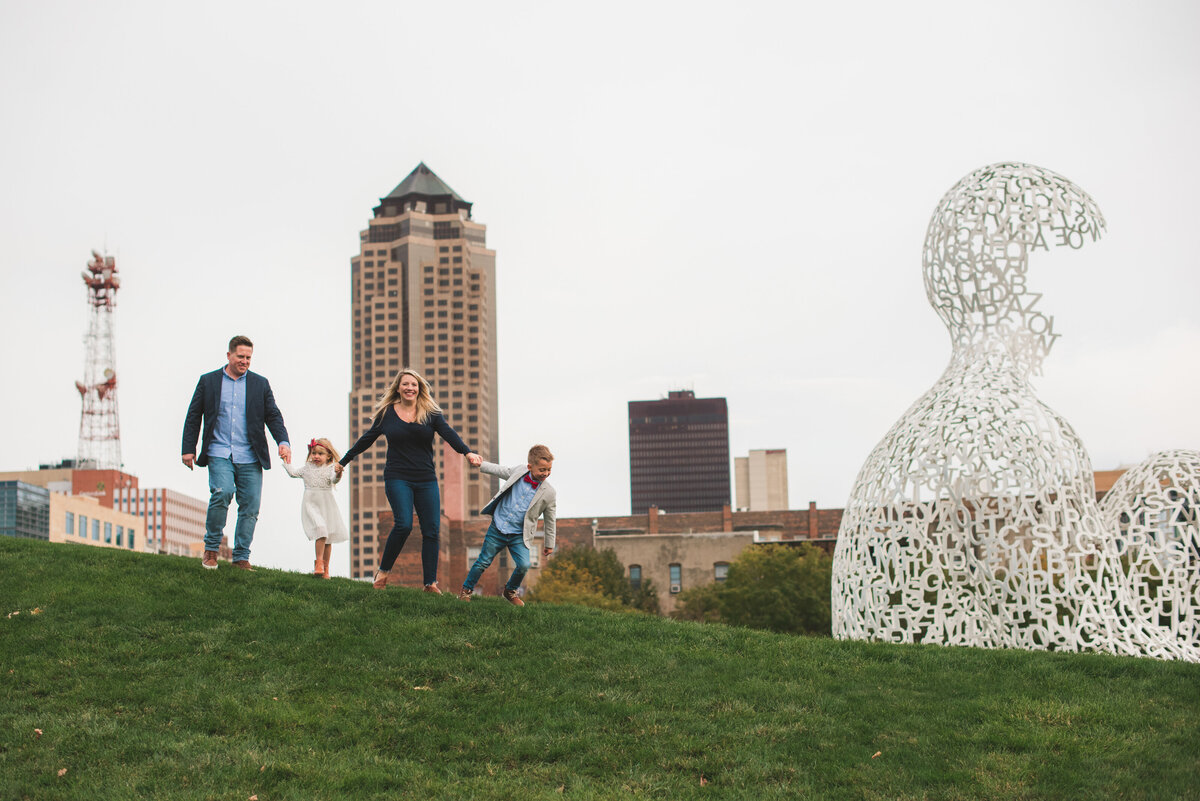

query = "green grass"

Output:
[[1, 537, 1198, 800]]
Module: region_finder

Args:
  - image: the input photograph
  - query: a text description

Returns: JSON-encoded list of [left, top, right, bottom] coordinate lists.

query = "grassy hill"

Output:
[[1, 538, 1198, 801]]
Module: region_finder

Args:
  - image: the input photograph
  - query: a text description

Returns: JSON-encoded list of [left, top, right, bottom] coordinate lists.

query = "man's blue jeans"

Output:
[[204, 457, 262, 562], [463, 521, 531, 594], [381, 478, 441, 585]]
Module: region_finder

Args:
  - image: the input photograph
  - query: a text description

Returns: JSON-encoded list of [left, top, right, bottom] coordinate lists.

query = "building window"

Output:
[[116, 526, 124, 548], [433, 222, 459, 239], [629, 564, 642, 590], [714, 562, 729, 582], [104, 522, 113, 544], [669, 563, 682, 593], [65, 511, 74, 536], [92, 519, 100, 541]]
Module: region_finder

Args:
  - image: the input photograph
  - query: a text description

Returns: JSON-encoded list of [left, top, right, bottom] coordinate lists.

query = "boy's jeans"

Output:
[[463, 522, 531, 593]]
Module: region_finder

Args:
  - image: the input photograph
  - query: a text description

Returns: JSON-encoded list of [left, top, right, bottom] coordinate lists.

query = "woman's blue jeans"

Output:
[[380, 478, 441, 584]]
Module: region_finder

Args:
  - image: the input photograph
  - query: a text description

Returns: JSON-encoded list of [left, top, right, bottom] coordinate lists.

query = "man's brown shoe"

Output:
[[503, 588, 525, 607], [457, 587, 472, 602], [201, 550, 218, 570], [423, 582, 443, 595], [232, 560, 254, 571]]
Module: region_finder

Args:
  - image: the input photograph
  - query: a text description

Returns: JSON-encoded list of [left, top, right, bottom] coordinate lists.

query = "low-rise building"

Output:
[[50, 493, 144, 552], [114, 487, 207, 557]]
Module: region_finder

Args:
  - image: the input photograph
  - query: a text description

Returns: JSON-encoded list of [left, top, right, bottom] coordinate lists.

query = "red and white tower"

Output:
[[75, 250, 122, 469]]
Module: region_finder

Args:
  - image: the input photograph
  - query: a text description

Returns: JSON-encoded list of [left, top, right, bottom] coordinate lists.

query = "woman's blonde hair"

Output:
[[372, 368, 442, 425], [307, 437, 340, 463]]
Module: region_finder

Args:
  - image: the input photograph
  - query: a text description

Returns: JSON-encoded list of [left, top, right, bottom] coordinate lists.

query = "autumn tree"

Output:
[[529, 546, 658, 613], [527, 561, 629, 611]]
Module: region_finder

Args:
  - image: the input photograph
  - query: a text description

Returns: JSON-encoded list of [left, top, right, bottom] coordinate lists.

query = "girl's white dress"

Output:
[[282, 461, 349, 543]]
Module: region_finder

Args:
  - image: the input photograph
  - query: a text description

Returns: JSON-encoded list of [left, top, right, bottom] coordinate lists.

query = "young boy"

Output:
[[458, 445, 556, 607]]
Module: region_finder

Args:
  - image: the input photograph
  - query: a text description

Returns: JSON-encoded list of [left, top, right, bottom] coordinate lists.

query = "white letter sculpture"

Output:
[[1099, 449, 1200, 655], [831, 162, 1198, 661]]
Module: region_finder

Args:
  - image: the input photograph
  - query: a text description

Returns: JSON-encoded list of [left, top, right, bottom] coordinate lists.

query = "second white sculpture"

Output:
[[831, 162, 1197, 661]]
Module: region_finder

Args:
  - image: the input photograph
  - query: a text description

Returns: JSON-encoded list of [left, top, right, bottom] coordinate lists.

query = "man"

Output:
[[458, 444, 557, 607], [182, 335, 291, 571]]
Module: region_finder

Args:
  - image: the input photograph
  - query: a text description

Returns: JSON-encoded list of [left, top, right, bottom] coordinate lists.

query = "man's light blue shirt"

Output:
[[493, 473, 537, 535], [208, 370, 255, 464]]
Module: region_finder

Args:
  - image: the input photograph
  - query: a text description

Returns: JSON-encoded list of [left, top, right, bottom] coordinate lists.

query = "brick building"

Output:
[[114, 487, 208, 557]]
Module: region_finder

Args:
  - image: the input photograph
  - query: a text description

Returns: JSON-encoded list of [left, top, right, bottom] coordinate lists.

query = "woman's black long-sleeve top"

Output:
[[340, 408, 474, 482]]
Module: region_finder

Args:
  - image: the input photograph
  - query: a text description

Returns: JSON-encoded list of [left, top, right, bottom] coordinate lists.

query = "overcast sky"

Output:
[[2, 1, 1197, 576]]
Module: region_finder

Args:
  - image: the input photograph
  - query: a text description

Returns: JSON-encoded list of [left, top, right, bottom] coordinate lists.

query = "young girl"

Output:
[[282, 437, 348, 578]]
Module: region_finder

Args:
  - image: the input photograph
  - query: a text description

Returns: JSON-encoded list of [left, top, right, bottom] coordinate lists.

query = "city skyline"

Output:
[[2, 2, 1197, 576]]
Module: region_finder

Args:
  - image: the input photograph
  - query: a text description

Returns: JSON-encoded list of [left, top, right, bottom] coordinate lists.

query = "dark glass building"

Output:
[[0, 481, 50, 540], [628, 390, 731, 514]]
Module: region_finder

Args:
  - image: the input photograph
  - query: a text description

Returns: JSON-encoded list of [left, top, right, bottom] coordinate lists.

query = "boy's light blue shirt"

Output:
[[208, 370, 255, 464], [492, 473, 537, 535]]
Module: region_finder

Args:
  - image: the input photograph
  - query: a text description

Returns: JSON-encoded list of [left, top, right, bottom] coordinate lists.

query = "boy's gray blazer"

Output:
[[479, 462, 557, 551]]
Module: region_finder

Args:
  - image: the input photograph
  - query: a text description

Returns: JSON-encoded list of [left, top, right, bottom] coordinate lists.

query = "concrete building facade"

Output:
[[50, 493, 144, 552], [628, 390, 731, 514], [347, 163, 500, 578], [114, 487, 208, 556], [735, 448, 789, 511]]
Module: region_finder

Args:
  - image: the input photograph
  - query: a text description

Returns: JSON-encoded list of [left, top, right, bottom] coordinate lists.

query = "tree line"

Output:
[[529, 542, 833, 636]]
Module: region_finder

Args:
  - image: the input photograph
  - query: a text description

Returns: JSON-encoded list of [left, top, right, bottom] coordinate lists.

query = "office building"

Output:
[[735, 448, 789, 511], [347, 163, 499, 578], [51, 493, 143, 551], [628, 390, 731, 514], [114, 487, 207, 556], [0, 481, 50, 540], [0, 461, 138, 508], [1, 479, 144, 552]]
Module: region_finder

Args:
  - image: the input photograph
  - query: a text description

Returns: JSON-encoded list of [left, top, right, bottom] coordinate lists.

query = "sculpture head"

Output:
[[922, 163, 1105, 375]]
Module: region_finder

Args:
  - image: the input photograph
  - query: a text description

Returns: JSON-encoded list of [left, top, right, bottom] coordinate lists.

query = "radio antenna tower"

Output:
[[74, 250, 122, 469]]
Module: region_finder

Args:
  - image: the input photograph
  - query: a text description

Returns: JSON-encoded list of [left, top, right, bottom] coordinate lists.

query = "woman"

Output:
[[339, 368, 482, 591]]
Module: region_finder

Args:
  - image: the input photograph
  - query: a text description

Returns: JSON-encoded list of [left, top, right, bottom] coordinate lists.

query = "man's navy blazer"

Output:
[[181, 369, 289, 469]]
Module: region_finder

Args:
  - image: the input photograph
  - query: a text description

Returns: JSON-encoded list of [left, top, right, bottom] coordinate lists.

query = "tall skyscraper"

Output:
[[734, 448, 789, 511], [347, 163, 498, 578], [628, 390, 731, 514]]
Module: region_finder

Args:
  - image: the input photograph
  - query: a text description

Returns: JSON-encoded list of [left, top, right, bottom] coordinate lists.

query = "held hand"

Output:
[[334, 463, 344, 477], [466, 452, 482, 468], [279, 444, 292, 464], [182, 454, 195, 470]]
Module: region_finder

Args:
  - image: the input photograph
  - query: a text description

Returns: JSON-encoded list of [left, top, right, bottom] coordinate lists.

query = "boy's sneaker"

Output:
[[201, 551, 218, 569], [457, 587, 472, 602], [503, 588, 525, 607]]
